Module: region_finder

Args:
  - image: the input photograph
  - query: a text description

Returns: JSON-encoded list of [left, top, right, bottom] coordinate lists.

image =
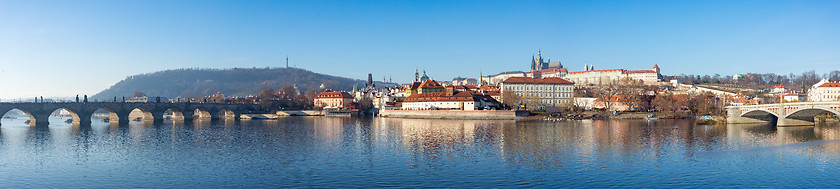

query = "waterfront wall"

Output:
[[242, 111, 324, 119], [379, 110, 528, 120], [277, 110, 322, 116]]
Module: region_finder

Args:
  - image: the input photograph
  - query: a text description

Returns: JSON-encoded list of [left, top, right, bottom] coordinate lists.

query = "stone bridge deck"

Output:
[[0, 102, 258, 127], [726, 101, 840, 126]]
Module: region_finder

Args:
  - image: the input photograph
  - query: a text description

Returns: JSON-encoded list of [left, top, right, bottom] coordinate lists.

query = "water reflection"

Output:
[[2, 117, 840, 187]]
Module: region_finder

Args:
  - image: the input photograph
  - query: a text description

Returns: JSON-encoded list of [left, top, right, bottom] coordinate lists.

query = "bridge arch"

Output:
[[128, 107, 155, 122], [47, 108, 82, 125], [162, 107, 185, 121], [191, 107, 213, 119], [214, 108, 237, 119], [784, 107, 840, 122], [740, 109, 779, 118], [90, 107, 120, 124], [1, 108, 36, 126], [738, 109, 780, 123]]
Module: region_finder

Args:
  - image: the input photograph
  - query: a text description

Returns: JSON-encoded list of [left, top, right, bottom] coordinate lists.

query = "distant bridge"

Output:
[[726, 102, 840, 126], [0, 102, 258, 127]]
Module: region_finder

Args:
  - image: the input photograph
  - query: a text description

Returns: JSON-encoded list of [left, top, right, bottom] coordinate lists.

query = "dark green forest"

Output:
[[91, 67, 364, 100]]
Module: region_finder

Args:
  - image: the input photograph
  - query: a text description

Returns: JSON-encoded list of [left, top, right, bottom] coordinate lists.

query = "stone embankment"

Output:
[[379, 110, 529, 120], [241, 110, 323, 119]]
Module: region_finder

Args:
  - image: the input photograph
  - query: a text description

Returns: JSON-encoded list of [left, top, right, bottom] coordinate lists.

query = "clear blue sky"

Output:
[[1, 0, 838, 99]]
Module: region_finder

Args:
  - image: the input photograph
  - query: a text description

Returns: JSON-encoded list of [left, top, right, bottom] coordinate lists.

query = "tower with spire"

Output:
[[531, 50, 547, 72], [420, 70, 430, 82], [414, 69, 420, 82], [530, 50, 563, 72]]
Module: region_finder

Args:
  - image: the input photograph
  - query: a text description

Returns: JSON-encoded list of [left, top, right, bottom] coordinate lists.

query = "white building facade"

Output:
[[808, 79, 840, 102], [483, 71, 526, 85], [564, 64, 661, 85], [500, 77, 575, 107]]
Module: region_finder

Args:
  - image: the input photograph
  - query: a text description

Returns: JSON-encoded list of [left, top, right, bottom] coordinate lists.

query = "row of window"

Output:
[[506, 85, 573, 91], [541, 99, 569, 104], [515, 92, 572, 98], [318, 99, 346, 102]]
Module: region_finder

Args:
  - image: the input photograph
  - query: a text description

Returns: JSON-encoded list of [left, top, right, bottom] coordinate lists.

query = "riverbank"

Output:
[[534, 110, 727, 124], [379, 110, 529, 120]]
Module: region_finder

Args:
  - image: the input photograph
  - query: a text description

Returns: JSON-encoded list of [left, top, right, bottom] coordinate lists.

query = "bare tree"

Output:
[[501, 90, 522, 108], [652, 93, 674, 111], [522, 93, 541, 110]]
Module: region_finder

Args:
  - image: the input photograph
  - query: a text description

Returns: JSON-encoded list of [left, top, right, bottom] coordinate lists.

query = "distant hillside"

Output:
[[92, 68, 364, 100]]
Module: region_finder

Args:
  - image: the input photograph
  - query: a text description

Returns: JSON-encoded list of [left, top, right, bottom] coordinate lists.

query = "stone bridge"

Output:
[[0, 102, 259, 127], [726, 102, 840, 126]]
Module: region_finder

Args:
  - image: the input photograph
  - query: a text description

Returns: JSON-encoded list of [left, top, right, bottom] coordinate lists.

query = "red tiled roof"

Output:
[[419, 80, 444, 89], [819, 82, 840, 87], [314, 91, 354, 99], [594, 94, 631, 102], [452, 85, 478, 90], [404, 91, 475, 102], [529, 68, 568, 74], [567, 69, 624, 74], [408, 82, 421, 90], [653, 64, 660, 69], [502, 77, 573, 84], [625, 70, 656, 74], [479, 84, 499, 91]]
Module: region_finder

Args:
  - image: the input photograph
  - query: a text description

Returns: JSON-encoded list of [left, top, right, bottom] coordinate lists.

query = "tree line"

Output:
[[666, 70, 840, 91]]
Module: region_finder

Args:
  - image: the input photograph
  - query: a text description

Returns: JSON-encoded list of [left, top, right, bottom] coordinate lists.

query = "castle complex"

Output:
[[530, 50, 564, 72], [564, 64, 661, 85], [482, 51, 662, 85]]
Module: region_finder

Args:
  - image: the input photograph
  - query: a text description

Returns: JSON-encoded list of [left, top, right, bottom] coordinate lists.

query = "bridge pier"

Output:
[[76, 112, 93, 126], [152, 111, 166, 125], [117, 113, 130, 126], [32, 112, 51, 128], [182, 111, 195, 125], [778, 117, 815, 127]]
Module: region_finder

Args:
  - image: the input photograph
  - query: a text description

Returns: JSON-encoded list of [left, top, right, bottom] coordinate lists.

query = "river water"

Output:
[[1, 117, 839, 188]]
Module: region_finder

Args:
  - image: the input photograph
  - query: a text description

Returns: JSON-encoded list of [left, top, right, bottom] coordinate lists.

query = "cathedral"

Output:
[[530, 50, 564, 72], [414, 69, 430, 83]]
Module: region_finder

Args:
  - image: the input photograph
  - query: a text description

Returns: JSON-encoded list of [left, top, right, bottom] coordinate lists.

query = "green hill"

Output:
[[92, 67, 364, 100]]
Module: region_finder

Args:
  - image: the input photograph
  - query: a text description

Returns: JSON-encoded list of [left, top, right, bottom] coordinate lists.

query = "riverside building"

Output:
[[500, 77, 574, 108], [402, 86, 500, 110], [314, 91, 355, 109], [808, 78, 840, 102]]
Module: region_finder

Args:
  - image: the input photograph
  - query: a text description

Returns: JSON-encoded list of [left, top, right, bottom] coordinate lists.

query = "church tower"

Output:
[[414, 69, 420, 82], [530, 55, 536, 72]]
